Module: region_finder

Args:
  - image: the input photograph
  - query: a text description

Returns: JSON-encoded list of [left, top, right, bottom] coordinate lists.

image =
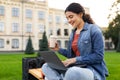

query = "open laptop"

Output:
[[39, 51, 86, 73], [39, 51, 67, 72]]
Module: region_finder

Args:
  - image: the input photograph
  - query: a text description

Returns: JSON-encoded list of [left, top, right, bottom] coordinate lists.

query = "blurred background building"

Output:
[[0, 0, 112, 51]]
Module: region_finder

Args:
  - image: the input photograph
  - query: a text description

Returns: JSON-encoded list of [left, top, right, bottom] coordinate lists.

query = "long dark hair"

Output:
[[65, 2, 94, 24]]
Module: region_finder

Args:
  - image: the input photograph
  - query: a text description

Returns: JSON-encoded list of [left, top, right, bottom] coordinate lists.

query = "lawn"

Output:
[[105, 51, 120, 80], [0, 51, 120, 80], [0, 52, 37, 80]]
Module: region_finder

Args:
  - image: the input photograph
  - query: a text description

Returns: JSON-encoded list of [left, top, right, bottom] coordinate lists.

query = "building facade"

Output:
[[0, 0, 90, 51]]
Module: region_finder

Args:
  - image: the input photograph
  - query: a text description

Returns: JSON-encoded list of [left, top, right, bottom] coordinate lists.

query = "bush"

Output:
[[25, 36, 35, 54], [38, 31, 49, 56], [116, 32, 120, 52]]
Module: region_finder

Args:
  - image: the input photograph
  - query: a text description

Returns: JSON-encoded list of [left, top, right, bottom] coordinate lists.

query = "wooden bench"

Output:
[[29, 68, 44, 80]]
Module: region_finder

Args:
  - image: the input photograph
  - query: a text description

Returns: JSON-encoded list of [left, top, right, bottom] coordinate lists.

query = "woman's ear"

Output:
[[79, 12, 83, 18]]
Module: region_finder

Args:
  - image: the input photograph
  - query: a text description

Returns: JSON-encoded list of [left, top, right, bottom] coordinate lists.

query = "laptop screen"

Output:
[[39, 51, 67, 71]]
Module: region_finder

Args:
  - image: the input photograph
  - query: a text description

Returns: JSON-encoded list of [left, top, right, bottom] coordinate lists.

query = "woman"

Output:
[[42, 2, 108, 80]]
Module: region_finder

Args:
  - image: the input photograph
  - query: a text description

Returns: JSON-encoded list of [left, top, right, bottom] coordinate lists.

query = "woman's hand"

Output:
[[49, 42, 59, 51], [62, 58, 76, 67]]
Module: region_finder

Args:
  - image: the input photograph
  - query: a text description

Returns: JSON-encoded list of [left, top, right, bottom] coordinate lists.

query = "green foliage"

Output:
[[116, 32, 120, 52], [104, 0, 120, 49], [38, 31, 49, 56], [108, 0, 120, 19], [25, 36, 34, 54], [104, 14, 120, 49], [39, 31, 49, 51]]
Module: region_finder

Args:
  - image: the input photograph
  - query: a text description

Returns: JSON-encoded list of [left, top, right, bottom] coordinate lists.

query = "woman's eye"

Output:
[[69, 15, 73, 18]]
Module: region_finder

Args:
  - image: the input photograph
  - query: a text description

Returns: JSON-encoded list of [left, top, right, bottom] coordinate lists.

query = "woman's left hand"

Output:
[[62, 58, 76, 67]]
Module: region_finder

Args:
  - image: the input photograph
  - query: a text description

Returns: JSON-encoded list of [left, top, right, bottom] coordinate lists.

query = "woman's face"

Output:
[[65, 11, 83, 28]]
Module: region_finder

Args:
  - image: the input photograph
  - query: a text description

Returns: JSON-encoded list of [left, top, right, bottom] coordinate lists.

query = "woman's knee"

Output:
[[64, 67, 94, 80], [41, 63, 48, 72], [64, 67, 81, 80], [65, 67, 82, 76], [66, 67, 77, 73]]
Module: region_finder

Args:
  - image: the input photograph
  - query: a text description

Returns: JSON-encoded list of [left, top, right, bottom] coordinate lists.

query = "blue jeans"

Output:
[[42, 63, 102, 80]]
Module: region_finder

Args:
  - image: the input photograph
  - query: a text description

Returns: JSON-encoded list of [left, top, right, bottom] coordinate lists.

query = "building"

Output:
[[101, 27, 114, 50], [0, 0, 90, 51]]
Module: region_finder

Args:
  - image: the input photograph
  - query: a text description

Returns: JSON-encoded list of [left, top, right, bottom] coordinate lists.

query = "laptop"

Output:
[[39, 51, 86, 73], [39, 51, 67, 71]]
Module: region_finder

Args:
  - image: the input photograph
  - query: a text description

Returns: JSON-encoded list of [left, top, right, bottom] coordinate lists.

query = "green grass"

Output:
[[105, 51, 120, 80], [0, 51, 120, 80], [0, 53, 37, 80]]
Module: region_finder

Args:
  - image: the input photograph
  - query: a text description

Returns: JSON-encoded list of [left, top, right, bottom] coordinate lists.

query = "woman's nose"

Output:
[[68, 18, 71, 23]]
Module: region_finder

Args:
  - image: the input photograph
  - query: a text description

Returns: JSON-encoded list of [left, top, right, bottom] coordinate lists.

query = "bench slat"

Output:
[[29, 68, 44, 80]]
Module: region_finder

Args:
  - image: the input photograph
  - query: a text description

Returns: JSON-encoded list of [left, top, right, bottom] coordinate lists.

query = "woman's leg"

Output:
[[64, 67, 94, 80], [41, 63, 63, 80], [93, 69, 102, 80]]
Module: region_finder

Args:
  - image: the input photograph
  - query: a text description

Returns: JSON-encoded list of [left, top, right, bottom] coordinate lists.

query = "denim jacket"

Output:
[[58, 23, 109, 80]]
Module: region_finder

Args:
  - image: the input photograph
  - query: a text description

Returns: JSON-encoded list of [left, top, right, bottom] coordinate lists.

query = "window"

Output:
[[49, 28, 53, 36], [65, 40, 69, 48], [38, 11, 45, 19], [56, 28, 61, 35], [0, 6, 4, 16], [39, 24, 45, 33], [0, 39, 4, 48], [12, 7, 19, 17], [12, 39, 19, 48], [26, 24, 32, 32], [12, 23, 19, 32], [26, 9, 32, 18], [63, 17, 68, 24], [0, 22, 4, 32], [105, 42, 113, 50], [48, 15, 53, 23], [57, 40, 61, 47], [64, 29, 69, 36], [56, 16, 61, 24]]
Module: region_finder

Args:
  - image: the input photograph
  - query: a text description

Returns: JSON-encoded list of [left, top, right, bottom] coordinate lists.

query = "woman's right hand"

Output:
[[49, 42, 59, 51], [62, 58, 76, 67]]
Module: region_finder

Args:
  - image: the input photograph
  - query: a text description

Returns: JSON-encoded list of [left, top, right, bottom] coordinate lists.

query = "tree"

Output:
[[25, 36, 34, 54], [116, 32, 120, 52], [104, 0, 120, 49], [38, 31, 49, 56]]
